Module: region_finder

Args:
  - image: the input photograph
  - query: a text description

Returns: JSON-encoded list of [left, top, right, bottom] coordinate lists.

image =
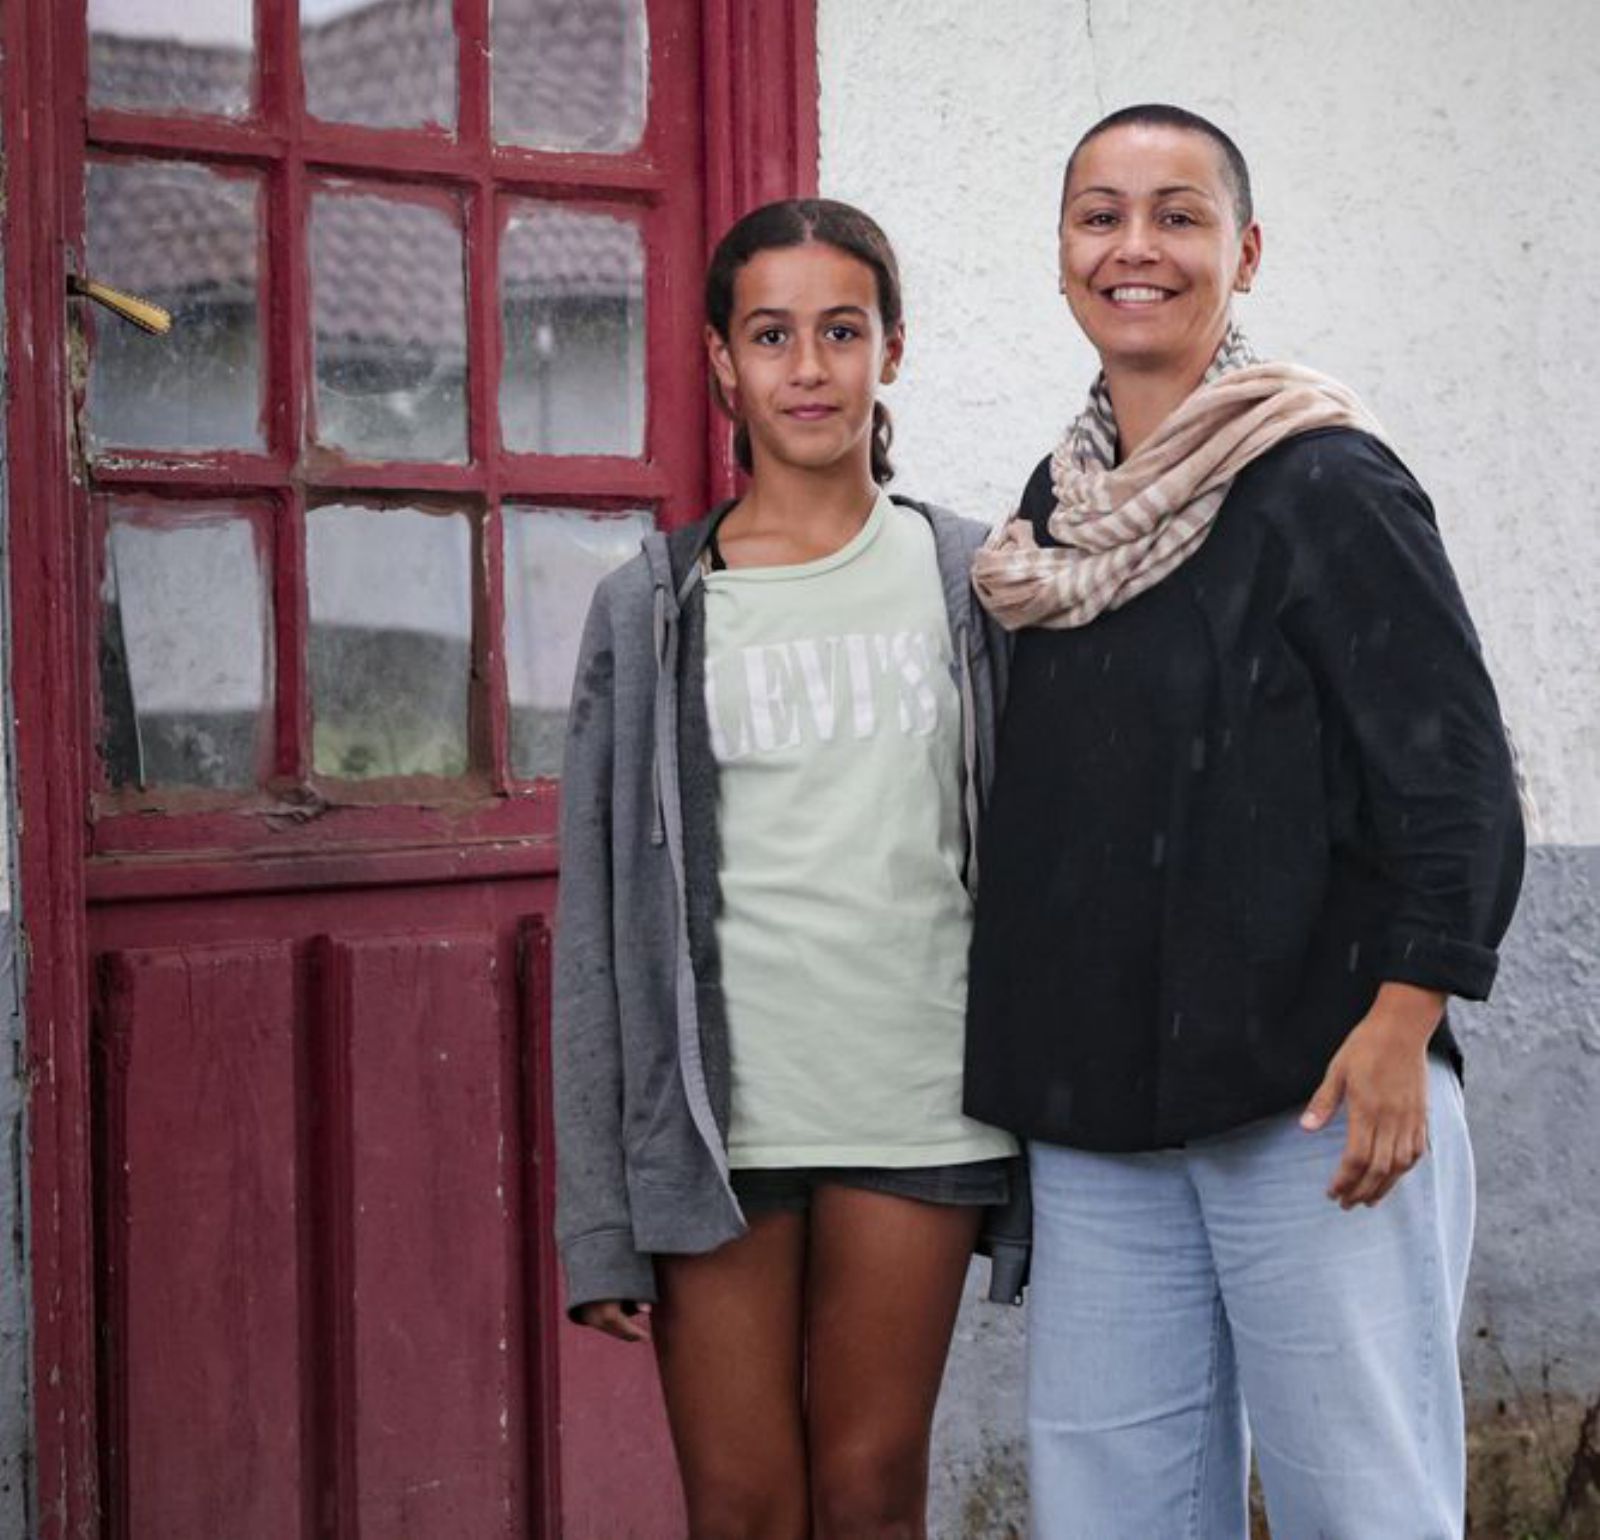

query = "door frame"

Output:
[[0, 1, 817, 1531]]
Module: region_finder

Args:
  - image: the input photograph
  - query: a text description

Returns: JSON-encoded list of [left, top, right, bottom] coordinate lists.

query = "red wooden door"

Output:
[[4, 2, 817, 1531], [3, 1, 792, 1535], [70, 2, 704, 1533]]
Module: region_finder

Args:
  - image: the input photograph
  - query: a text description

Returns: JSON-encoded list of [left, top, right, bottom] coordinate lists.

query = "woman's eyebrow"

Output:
[[1068, 181, 1217, 203]]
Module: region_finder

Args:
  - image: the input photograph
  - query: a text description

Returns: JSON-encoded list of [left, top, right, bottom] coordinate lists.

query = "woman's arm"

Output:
[[1276, 433, 1525, 1204], [553, 582, 658, 1323], [1301, 981, 1445, 1207]]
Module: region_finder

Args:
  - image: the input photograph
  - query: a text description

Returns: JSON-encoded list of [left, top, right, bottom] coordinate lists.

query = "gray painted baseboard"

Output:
[[1454, 843, 1600, 1401]]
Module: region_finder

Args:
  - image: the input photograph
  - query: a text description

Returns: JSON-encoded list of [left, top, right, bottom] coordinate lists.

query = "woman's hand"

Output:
[[576, 1299, 653, 1343], [1300, 983, 1447, 1208]]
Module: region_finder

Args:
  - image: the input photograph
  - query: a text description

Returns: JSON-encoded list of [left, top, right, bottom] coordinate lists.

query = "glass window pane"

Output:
[[311, 189, 468, 463], [308, 505, 473, 779], [89, 0, 254, 119], [504, 506, 650, 778], [86, 160, 265, 454], [491, 0, 647, 153], [100, 505, 272, 790], [302, 0, 456, 131], [500, 206, 645, 456]]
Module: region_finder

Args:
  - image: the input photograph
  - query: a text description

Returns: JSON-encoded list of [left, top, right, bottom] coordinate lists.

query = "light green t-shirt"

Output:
[[703, 494, 1016, 1169]]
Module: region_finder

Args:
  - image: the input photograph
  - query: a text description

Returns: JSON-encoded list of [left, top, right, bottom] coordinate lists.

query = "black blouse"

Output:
[[964, 428, 1524, 1151]]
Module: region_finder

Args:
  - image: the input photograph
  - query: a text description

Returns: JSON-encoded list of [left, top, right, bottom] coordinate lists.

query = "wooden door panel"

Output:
[[558, 1321, 686, 1536], [328, 932, 522, 1536], [97, 942, 306, 1540], [88, 889, 584, 1538]]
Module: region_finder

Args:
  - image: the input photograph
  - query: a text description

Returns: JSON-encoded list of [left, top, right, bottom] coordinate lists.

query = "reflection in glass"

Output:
[[504, 507, 650, 778], [500, 206, 645, 456], [89, 0, 254, 119], [86, 160, 265, 454], [311, 190, 468, 462], [302, 0, 456, 131], [100, 506, 271, 790], [492, 0, 647, 152], [308, 505, 472, 779]]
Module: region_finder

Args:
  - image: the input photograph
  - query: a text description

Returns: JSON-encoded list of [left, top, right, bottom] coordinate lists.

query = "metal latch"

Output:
[[66, 274, 172, 335]]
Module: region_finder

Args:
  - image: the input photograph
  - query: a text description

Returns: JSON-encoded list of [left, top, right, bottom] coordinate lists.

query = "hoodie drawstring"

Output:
[[649, 584, 668, 847], [959, 624, 982, 896]]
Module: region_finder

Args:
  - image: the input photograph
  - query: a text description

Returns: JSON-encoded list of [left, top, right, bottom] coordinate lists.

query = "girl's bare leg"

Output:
[[804, 1188, 981, 1540], [654, 1209, 809, 1540]]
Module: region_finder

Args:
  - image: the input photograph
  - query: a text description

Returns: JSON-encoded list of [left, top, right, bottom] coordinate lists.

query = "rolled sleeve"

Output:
[[1277, 433, 1524, 1000]]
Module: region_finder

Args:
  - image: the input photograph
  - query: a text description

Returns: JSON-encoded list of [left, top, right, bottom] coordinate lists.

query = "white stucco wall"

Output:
[[820, 0, 1600, 846], [819, 3, 1600, 1531]]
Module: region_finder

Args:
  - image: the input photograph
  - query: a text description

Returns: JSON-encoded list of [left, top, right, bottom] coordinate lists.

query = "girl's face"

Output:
[[1060, 123, 1262, 382], [706, 240, 903, 481]]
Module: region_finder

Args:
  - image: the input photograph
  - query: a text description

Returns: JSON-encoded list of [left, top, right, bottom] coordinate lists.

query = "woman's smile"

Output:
[[1102, 284, 1176, 307]]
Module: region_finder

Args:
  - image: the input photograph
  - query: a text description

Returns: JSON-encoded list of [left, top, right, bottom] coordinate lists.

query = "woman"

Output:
[[554, 198, 1025, 1540], [968, 105, 1522, 1538]]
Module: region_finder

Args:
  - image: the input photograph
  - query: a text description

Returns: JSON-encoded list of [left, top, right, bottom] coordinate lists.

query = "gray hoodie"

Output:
[[554, 497, 1029, 1314]]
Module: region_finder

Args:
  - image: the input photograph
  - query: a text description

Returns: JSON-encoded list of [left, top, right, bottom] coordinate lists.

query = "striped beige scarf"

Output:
[[971, 329, 1384, 629]]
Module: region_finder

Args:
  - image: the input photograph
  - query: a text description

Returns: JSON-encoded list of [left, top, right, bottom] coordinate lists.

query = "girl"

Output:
[[967, 105, 1523, 1538], [554, 198, 1025, 1540]]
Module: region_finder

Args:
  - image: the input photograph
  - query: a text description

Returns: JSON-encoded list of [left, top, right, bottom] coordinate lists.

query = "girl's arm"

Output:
[[575, 1300, 652, 1344], [553, 583, 658, 1320]]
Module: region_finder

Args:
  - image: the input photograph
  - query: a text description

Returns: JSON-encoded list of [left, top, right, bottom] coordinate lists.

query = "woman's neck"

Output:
[[1103, 360, 1210, 462], [721, 456, 879, 566]]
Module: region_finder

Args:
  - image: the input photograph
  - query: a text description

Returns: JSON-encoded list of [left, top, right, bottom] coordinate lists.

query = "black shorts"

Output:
[[730, 1157, 1011, 1215]]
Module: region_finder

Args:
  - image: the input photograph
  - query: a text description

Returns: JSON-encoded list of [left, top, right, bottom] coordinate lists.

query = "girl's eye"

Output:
[[753, 327, 787, 346], [825, 323, 861, 343]]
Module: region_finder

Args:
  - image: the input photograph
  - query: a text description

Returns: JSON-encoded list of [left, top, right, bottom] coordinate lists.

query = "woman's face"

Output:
[[1059, 123, 1262, 381], [705, 240, 902, 480]]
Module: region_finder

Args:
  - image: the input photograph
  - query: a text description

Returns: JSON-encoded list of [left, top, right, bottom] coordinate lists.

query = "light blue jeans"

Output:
[[1027, 1057, 1474, 1540]]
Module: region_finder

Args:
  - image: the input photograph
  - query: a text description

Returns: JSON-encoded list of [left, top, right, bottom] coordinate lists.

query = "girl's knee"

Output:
[[809, 1440, 926, 1539], [682, 1472, 806, 1540]]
